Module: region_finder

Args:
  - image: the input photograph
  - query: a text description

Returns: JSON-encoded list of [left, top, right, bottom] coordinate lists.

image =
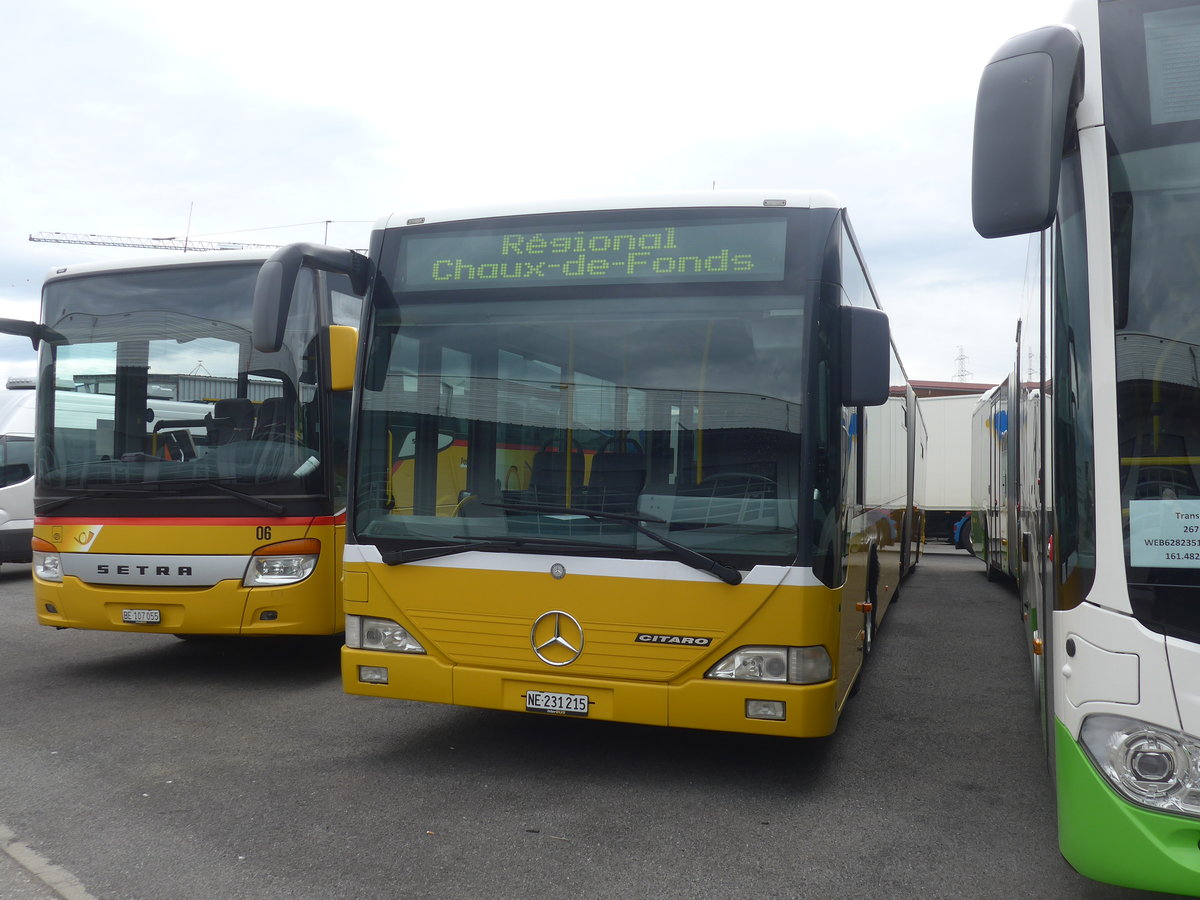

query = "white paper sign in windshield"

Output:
[[1130, 498, 1200, 567]]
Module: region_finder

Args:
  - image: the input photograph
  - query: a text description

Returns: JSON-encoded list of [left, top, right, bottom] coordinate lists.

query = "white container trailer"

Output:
[[921, 393, 980, 544], [862, 390, 927, 572]]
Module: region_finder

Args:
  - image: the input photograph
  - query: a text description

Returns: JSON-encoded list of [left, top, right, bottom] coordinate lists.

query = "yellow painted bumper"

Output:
[[35, 576, 337, 635], [342, 646, 839, 737]]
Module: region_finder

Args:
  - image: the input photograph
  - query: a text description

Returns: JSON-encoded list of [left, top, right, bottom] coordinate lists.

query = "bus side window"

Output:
[[0, 437, 33, 486]]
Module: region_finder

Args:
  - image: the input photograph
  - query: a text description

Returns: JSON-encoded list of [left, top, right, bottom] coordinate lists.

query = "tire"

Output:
[[862, 546, 880, 657], [850, 550, 880, 697]]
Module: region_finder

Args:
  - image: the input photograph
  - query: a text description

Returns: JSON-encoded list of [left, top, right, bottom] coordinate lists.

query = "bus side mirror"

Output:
[[253, 243, 370, 353], [841, 305, 890, 408], [328, 325, 358, 392], [0, 318, 62, 351], [972, 25, 1084, 239], [252, 258, 295, 354]]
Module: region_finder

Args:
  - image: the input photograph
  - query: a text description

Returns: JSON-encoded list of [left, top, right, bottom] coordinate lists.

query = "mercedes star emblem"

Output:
[[530, 610, 584, 666]]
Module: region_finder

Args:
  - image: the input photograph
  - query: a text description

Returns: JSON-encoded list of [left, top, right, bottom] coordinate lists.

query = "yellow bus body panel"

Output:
[[342, 558, 853, 737], [33, 518, 345, 635]]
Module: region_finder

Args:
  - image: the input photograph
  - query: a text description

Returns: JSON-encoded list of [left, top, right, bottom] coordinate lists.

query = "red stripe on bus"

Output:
[[35, 515, 343, 527]]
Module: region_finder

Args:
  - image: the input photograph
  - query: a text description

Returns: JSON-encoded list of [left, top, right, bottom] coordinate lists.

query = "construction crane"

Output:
[[29, 231, 280, 252]]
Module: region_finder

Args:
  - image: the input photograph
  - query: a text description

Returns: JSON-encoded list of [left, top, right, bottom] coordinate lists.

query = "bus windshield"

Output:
[[38, 262, 326, 497], [355, 287, 807, 566], [1105, 2, 1200, 618]]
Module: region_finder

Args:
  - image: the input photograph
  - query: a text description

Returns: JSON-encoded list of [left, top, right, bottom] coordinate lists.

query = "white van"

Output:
[[0, 378, 35, 566]]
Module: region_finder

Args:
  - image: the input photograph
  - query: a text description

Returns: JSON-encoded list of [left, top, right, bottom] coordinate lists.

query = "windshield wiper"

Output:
[[482, 501, 743, 586], [69, 478, 286, 515], [383, 538, 516, 565], [205, 480, 285, 515], [124, 477, 286, 515], [381, 534, 614, 565], [37, 480, 285, 516], [36, 486, 164, 514]]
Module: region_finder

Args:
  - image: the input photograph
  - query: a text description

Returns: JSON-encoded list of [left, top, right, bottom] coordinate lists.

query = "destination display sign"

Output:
[[398, 217, 788, 291]]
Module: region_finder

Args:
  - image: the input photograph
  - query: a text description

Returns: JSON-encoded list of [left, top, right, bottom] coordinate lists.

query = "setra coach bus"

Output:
[[253, 191, 925, 737], [972, 0, 1200, 892], [0, 250, 363, 637]]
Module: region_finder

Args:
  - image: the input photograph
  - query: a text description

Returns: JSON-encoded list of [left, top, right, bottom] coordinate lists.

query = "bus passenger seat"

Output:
[[587, 441, 645, 513], [209, 398, 255, 444], [254, 397, 294, 441], [530, 441, 584, 506]]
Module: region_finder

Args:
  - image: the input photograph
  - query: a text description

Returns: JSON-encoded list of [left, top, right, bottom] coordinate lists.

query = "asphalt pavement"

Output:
[[0, 547, 1176, 898]]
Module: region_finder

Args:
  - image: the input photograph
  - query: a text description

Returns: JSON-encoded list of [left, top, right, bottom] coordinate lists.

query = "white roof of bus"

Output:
[[42, 249, 275, 283], [375, 189, 844, 230]]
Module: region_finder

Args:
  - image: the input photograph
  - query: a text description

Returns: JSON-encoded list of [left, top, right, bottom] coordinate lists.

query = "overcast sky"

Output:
[[1, 0, 1060, 388]]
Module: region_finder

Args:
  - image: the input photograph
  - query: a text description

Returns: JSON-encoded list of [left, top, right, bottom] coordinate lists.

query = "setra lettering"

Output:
[[96, 564, 194, 576]]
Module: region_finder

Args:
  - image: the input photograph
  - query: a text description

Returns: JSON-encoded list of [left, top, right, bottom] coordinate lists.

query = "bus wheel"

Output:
[[864, 546, 880, 654], [867, 599, 878, 655], [983, 528, 997, 581], [851, 576, 878, 697], [851, 546, 881, 698]]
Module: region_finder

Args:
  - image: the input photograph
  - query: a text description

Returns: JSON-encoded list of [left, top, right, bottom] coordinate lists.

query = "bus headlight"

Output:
[[705, 646, 832, 685], [1080, 714, 1200, 815], [32, 538, 62, 583], [244, 539, 319, 587], [345, 614, 426, 654]]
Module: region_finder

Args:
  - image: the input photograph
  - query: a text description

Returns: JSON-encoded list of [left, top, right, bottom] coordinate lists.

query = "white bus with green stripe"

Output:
[[972, 0, 1200, 893]]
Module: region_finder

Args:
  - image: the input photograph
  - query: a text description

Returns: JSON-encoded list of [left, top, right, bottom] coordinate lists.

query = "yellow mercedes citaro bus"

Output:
[[1, 249, 362, 637], [254, 192, 924, 736]]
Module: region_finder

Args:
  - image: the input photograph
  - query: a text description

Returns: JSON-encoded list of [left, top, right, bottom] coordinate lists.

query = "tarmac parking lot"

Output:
[[0, 549, 1163, 899]]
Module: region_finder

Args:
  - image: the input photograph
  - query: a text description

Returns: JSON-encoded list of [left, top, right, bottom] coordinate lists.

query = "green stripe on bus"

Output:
[[1055, 719, 1200, 895]]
